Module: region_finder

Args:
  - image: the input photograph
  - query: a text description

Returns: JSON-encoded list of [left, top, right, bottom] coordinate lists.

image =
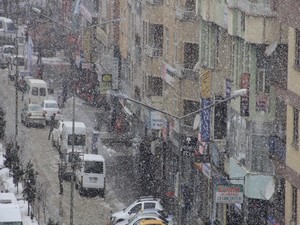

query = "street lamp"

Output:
[[117, 88, 247, 224], [31, 7, 124, 225]]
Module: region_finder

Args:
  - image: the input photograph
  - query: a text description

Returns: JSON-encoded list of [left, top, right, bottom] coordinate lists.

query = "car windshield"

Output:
[[13, 58, 25, 66], [29, 105, 42, 111], [45, 103, 58, 108], [19, 71, 31, 77], [84, 161, 103, 174], [3, 47, 15, 54]]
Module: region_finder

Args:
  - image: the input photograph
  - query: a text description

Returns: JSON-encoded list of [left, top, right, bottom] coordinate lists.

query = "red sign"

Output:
[[240, 73, 250, 116]]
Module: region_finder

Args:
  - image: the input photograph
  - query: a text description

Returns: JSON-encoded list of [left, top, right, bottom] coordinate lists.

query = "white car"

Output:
[[0, 45, 15, 69], [41, 100, 61, 122], [110, 197, 164, 225], [21, 103, 46, 127]]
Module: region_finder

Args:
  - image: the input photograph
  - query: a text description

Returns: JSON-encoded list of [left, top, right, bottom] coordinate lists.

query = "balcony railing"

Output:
[[268, 135, 286, 163], [227, 0, 275, 16], [144, 44, 163, 58], [145, 0, 163, 5], [175, 6, 199, 21], [174, 63, 198, 80]]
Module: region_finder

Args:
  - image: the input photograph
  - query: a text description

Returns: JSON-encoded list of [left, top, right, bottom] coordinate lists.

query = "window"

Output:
[[129, 204, 142, 214], [164, 27, 169, 58], [256, 69, 271, 93], [241, 12, 245, 32], [67, 134, 86, 146], [293, 107, 299, 148], [144, 202, 155, 209], [84, 161, 103, 174], [295, 29, 300, 69], [174, 33, 178, 64], [292, 186, 298, 223], [31, 87, 38, 96], [147, 76, 163, 96], [214, 96, 227, 139], [183, 100, 200, 126], [40, 88, 46, 96]]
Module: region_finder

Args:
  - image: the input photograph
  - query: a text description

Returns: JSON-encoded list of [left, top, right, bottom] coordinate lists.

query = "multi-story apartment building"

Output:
[[120, 0, 288, 224], [269, 1, 300, 225]]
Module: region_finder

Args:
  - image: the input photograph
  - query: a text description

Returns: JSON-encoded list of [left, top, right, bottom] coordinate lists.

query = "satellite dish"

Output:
[[193, 114, 200, 130]]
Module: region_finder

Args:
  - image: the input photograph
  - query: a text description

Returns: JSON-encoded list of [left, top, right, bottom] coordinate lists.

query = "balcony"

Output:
[[174, 63, 198, 80], [144, 44, 163, 58], [175, 6, 199, 21], [227, 0, 275, 17], [145, 0, 163, 5], [268, 135, 286, 163]]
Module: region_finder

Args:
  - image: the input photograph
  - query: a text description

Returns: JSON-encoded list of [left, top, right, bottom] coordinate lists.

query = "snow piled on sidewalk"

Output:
[[0, 143, 39, 225]]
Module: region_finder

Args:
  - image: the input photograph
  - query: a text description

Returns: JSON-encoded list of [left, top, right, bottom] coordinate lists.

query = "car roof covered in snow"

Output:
[[0, 193, 22, 222], [84, 154, 105, 162]]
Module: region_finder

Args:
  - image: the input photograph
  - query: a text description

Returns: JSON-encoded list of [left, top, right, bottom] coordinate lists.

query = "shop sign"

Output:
[[215, 184, 244, 203], [100, 74, 112, 94], [201, 70, 212, 99], [150, 111, 163, 130], [240, 73, 250, 116], [225, 79, 232, 98], [256, 93, 270, 112], [200, 99, 212, 142], [162, 63, 176, 87], [202, 163, 211, 179]]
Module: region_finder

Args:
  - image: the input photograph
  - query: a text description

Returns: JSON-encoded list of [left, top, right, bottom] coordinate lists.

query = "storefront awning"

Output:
[[229, 158, 275, 200]]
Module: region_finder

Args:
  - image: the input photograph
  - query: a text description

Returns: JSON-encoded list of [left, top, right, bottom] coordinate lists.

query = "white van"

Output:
[[59, 121, 88, 178], [0, 17, 16, 38], [24, 78, 48, 104], [75, 154, 106, 197], [0, 193, 22, 225]]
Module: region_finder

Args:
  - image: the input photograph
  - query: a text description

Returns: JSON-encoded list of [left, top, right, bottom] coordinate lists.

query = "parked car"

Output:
[[7, 55, 26, 80], [41, 100, 61, 122], [115, 211, 173, 225], [110, 197, 164, 225], [21, 103, 46, 127], [0, 45, 15, 69]]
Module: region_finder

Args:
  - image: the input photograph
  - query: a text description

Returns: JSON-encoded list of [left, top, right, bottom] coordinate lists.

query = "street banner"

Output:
[[240, 73, 250, 116], [201, 70, 212, 99], [225, 79, 232, 98], [150, 111, 163, 130], [200, 99, 212, 142], [215, 184, 244, 203]]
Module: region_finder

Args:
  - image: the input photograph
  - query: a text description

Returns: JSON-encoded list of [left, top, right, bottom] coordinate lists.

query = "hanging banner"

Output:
[[225, 79, 232, 99], [240, 73, 250, 116], [201, 70, 212, 99], [200, 99, 212, 142]]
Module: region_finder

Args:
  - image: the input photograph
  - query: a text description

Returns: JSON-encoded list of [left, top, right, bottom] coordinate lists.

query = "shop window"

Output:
[[295, 29, 300, 69], [293, 107, 299, 149]]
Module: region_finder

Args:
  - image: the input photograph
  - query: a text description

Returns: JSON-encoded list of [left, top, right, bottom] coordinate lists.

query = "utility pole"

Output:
[[14, 0, 19, 154]]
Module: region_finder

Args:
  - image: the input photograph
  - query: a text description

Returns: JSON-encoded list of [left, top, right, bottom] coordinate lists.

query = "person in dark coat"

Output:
[[48, 113, 56, 140]]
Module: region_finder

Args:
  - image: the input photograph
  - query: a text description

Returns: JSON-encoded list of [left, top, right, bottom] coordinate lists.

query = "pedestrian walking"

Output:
[[48, 113, 56, 140], [36, 46, 42, 65], [58, 163, 64, 195]]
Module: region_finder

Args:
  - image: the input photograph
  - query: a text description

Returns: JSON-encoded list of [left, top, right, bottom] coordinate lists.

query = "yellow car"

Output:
[[138, 219, 166, 225]]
